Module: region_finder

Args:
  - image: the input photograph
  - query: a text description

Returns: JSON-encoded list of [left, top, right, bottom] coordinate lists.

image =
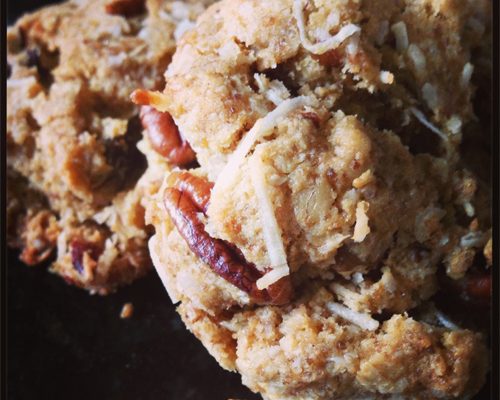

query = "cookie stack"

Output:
[[7, 0, 492, 399]]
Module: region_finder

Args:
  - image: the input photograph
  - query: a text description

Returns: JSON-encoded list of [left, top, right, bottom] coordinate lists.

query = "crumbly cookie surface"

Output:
[[144, 0, 491, 398], [6, 0, 213, 294]]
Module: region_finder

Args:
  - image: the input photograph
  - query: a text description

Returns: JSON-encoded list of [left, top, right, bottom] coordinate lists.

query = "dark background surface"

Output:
[[5, 1, 492, 400]]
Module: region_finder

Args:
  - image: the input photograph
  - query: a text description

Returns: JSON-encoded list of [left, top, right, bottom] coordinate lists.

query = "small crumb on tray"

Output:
[[120, 302, 134, 319]]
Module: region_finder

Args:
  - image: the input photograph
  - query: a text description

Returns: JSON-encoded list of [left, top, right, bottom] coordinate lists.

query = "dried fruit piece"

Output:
[[70, 239, 102, 275]]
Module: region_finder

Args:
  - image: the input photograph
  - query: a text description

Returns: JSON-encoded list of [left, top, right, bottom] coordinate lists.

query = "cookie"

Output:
[[140, 0, 491, 398], [6, 0, 213, 294]]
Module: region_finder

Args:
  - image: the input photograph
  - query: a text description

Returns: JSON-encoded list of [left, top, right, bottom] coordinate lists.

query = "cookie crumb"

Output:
[[120, 302, 134, 319]]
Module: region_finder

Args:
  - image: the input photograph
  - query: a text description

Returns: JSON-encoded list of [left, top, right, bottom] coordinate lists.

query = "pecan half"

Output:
[[140, 106, 196, 167], [167, 171, 213, 213], [164, 173, 292, 305], [105, 0, 145, 17]]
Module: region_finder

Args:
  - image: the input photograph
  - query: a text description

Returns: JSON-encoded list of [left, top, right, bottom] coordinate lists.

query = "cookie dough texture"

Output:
[[146, 0, 490, 398], [6, 0, 213, 294]]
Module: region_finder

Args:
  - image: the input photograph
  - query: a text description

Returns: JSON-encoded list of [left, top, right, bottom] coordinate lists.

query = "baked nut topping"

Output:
[[139, 106, 196, 167], [164, 172, 293, 305]]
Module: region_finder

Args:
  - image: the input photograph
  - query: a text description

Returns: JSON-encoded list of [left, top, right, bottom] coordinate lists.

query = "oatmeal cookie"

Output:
[[6, 0, 213, 294], [140, 0, 491, 398]]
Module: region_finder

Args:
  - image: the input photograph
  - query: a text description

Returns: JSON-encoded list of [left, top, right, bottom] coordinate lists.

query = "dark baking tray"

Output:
[[5, 1, 491, 399]]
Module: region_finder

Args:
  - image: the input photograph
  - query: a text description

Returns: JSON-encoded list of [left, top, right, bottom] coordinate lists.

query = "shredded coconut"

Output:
[[256, 267, 290, 290], [250, 152, 290, 289], [460, 231, 487, 248], [407, 44, 426, 74], [327, 301, 379, 331], [352, 272, 364, 285], [254, 73, 291, 106], [391, 21, 408, 52], [446, 115, 463, 135], [422, 83, 439, 110], [435, 310, 459, 330], [352, 169, 373, 189], [353, 201, 370, 242], [7, 76, 38, 88], [213, 96, 309, 191], [379, 70, 394, 84], [409, 107, 447, 141], [174, 19, 195, 41], [293, 0, 360, 55], [461, 62, 474, 88], [330, 283, 361, 300], [463, 201, 475, 217]]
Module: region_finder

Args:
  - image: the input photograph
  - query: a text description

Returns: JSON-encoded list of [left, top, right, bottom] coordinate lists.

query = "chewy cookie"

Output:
[[141, 0, 491, 398], [6, 0, 213, 294]]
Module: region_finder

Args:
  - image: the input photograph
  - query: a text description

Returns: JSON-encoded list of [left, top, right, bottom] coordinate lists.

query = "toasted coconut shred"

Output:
[[213, 96, 309, 192], [409, 107, 448, 141], [293, 0, 360, 55], [391, 21, 409, 52], [435, 310, 459, 330], [250, 154, 290, 290], [352, 201, 370, 242], [327, 301, 379, 331]]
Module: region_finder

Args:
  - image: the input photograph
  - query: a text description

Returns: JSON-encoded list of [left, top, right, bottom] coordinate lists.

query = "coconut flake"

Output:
[[407, 44, 426, 74], [250, 153, 290, 289], [409, 107, 448, 141], [352, 272, 364, 285], [461, 62, 474, 88], [7, 76, 38, 88], [353, 201, 370, 242], [379, 70, 394, 84], [391, 21, 408, 52], [256, 267, 289, 290], [327, 301, 379, 331], [254, 73, 291, 106], [213, 96, 309, 192], [446, 115, 462, 135], [463, 201, 475, 217], [435, 310, 459, 330], [174, 19, 195, 41], [460, 231, 487, 248], [422, 83, 439, 110], [293, 0, 360, 55]]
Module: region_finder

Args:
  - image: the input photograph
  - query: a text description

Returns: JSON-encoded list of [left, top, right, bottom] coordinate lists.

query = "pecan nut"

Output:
[[140, 106, 196, 167], [105, 0, 145, 17], [164, 173, 293, 305]]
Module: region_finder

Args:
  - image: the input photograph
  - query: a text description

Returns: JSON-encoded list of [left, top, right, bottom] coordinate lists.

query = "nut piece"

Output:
[[140, 106, 196, 167], [105, 0, 145, 17], [164, 173, 293, 305]]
